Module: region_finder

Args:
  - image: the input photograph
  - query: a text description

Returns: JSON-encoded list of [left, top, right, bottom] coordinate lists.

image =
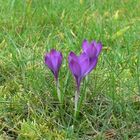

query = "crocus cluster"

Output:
[[44, 39, 102, 117], [68, 40, 102, 90]]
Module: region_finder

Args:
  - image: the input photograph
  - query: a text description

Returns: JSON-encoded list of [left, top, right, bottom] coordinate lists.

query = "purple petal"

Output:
[[68, 52, 83, 91], [85, 44, 97, 58], [44, 54, 54, 72], [69, 59, 81, 78], [69, 59, 82, 91], [79, 52, 90, 76], [92, 41, 102, 56], [57, 52, 63, 70], [50, 49, 62, 72], [86, 57, 98, 74], [82, 39, 89, 52]]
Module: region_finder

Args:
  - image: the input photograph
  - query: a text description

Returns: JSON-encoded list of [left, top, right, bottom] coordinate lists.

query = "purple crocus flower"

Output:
[[68, 51, 98, 116], [69, 39, 102, 117], [44, 49, 63, 81], [68, 52, 98, 91], [82, 39, 102, 58]]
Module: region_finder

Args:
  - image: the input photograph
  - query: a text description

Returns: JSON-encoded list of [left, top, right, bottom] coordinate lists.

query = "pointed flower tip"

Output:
[[83, 39, 88, 42], [69, 51, 75, 56], [50, 48, 56, 52], [68, 52, 78, 62], [82, 39, 89, 45]]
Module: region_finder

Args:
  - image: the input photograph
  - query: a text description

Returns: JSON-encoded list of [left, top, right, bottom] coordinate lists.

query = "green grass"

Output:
[[0, 0, 140, 139]]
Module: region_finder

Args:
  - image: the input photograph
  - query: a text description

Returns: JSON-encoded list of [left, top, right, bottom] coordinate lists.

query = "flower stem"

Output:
[[78, 76, 88, 114], [74, 88, 80, 118], [56, 79, 62, 104]]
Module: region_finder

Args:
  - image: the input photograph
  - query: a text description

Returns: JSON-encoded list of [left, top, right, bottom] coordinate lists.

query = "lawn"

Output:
[[0, 0, 140, 139]]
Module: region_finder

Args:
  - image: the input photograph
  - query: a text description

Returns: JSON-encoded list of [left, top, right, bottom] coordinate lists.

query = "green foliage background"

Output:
[[0, 0, 140, 139]]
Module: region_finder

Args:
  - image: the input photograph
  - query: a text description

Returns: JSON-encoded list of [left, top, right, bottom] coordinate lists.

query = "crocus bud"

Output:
[[45, 49, 63, 81]]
